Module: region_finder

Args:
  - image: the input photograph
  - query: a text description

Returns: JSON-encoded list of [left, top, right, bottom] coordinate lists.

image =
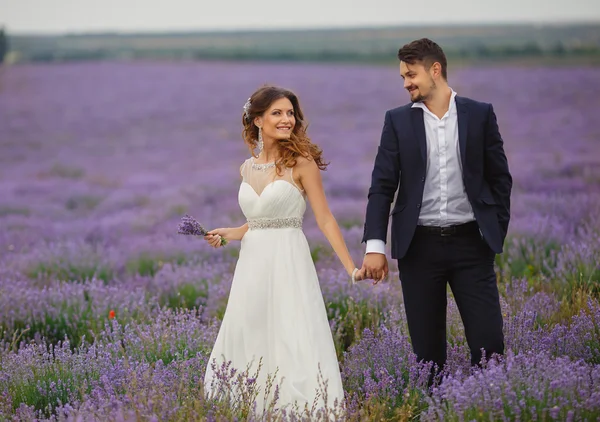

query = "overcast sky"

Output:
[[1, 0, 599, 34]]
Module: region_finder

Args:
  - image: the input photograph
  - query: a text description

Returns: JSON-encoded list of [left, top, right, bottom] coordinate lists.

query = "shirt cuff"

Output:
[[365, 239, 386, 255]]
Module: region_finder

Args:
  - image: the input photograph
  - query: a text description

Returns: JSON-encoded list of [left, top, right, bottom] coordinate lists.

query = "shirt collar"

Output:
[[411, 88, 457, 111]]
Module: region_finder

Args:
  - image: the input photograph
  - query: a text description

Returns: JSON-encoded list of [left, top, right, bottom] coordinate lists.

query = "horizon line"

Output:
[[3, 19, 600, 37]]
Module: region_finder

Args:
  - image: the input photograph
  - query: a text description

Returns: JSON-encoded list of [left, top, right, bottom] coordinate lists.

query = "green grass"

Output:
[[0, 206, 31, 217], [125, 252, 188, 277], [495, 235, 562, 280], [27, 261, 114, 283], [159, 280, 210, 311], [327, 296, 387, 359], [6, 356, 99, 416], [65, 194, 103, 212], [48, 163, 86, 179]]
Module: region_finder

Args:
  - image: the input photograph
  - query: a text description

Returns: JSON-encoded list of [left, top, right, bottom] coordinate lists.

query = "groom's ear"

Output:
[[430, 61, 442, 79]]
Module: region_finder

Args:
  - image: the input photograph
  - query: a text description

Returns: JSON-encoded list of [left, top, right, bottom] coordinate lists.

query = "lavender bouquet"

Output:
[[177, 214, 227, 246]]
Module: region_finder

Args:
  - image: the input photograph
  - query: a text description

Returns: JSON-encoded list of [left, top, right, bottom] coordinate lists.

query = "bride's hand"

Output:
[[204, 228, 230, 248], [349, 267, 366, 283]]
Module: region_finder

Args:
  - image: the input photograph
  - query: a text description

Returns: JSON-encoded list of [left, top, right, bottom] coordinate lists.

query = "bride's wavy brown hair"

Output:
[[242, 85, 329, 173]]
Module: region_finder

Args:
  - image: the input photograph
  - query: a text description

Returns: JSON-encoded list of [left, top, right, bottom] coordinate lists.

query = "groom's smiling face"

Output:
[[400, 61, 436, 103]]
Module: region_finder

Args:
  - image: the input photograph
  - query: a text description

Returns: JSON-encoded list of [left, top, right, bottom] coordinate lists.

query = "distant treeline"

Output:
[[5, 23, 600, 64], [0, 28, 8, 63], [18, 43, 599, 63]]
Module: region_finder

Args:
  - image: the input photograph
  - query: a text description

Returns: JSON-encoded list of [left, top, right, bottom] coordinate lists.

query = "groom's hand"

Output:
[[361, 253, 388, 285]]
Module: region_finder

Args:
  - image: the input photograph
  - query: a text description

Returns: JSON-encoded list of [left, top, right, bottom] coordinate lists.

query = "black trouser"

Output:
[[397, 221, 504, 383]]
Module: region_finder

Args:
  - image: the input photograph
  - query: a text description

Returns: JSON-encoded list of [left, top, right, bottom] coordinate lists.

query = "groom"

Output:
[[361, 38, 512, 379]]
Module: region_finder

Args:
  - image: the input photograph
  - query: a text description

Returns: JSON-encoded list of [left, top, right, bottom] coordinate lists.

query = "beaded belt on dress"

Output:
[[247, 217, 303, 230]]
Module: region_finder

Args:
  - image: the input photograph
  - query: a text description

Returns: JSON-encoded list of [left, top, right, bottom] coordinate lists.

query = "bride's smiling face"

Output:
[[255, 97, 296, 141]]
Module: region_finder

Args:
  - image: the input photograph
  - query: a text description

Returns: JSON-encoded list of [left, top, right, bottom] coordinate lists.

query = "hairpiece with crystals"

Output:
[[243, 97, 251, 121]]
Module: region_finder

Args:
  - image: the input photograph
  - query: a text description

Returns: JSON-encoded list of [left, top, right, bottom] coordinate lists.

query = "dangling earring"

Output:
[[257, 127, 264, 152]]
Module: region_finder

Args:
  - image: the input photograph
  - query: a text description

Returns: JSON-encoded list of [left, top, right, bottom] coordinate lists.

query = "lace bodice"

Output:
[[238, 157, 306, 222]]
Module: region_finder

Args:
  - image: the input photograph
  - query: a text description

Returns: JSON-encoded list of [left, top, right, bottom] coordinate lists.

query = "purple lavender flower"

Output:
[[177, 214, 227, 246]]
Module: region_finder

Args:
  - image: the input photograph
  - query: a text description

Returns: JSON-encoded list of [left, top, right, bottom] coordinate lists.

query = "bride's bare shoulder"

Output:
[[293, 155, 317, 170]]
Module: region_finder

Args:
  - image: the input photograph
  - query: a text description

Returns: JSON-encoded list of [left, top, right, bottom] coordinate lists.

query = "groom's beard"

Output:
[[411, 79, 437, 103]]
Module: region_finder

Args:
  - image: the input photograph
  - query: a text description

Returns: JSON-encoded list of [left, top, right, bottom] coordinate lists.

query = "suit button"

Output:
[[416, 203, 421, 208], [421, 177, 425, 182]]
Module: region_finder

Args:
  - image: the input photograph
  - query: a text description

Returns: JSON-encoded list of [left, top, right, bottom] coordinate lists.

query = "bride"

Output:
[[202, 84, 366, 415]]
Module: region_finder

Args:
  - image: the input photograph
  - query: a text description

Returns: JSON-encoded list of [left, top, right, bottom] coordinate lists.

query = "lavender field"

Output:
[[1, 61, 600, 421]]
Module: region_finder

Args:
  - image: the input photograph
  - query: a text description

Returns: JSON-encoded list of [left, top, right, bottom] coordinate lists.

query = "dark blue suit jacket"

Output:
[[362, 96, 512, 259]]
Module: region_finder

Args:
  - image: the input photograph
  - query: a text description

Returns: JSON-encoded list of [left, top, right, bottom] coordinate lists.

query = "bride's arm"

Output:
[[296, 157, 357, 277], [227, 224, 249, 241], [205, 223, 248, 247]]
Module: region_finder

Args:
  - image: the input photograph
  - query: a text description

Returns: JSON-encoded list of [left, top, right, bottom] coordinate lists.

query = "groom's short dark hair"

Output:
[[397, 38, 448, 80]]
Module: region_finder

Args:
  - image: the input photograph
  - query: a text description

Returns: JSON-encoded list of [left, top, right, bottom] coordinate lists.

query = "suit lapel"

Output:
[[456, 96, 469, 168], [410, 108, 427, 165]]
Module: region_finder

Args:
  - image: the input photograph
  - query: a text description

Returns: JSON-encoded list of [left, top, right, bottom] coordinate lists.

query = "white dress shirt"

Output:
[[366, 89, 475, 255]]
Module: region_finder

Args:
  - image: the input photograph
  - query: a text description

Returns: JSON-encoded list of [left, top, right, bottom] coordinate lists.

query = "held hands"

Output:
[[360, 253, 388, 285], [349, 267, 366, 284]]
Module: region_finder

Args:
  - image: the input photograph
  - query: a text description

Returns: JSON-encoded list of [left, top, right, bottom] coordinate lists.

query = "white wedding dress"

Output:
[[203, 157, 345, 415]]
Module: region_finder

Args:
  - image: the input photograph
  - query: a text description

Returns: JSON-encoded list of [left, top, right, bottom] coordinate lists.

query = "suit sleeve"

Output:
[[484, 103, 512, 239], [362, 110, 401, 244]]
